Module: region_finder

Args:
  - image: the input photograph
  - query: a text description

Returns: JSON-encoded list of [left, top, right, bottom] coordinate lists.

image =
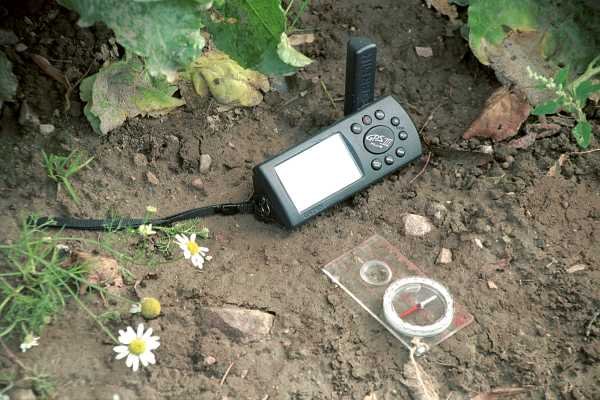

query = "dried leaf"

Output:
[[288, 33, 315, 46], [402, 359, 439, 400], [566, 264, 587, 273], [464, 87, 531, 142], [525, 122, 562, 139], [415, 46, 434, 58], [507, 130, 537, 149], [30, 54, 70, 90], [277, 33, 313, 68], [470, 387, 531, 399], [424, 0, 459, 22], [547, 153, 569, 177], [487, 280, 498, 289]]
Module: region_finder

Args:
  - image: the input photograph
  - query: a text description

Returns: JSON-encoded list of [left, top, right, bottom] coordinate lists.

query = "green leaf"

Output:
[[573, 120, 592, 148], [208, 0, 302, 75], [553, 66, 570, 86], [276, 33, 312, 68], [532, 98, 563, 116], [82, 57, 185, 134], [0, 50, 18, 103], [574, 80, 600, 106], [57, 0, 206, 79]]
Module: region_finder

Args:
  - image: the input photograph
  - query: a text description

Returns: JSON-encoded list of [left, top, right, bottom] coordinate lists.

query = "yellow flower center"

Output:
[[187, 241, 199, 255], [128, 338, 146, 355]]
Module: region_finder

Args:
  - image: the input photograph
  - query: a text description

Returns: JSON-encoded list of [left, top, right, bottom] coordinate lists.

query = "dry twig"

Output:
[[409, 152, 432, 185], [220, 361, 235, 385]]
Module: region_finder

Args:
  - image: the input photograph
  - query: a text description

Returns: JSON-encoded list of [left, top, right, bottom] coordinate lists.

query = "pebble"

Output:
[[0, 29, 18, 46], [191, 177, 205, 191], [430, 136, 440, 145], [426, 202, 447, 222], [561, 201, 569, 209], [203, 355, 217, 365], [133, 153, 148, 167], [199, 154, 212, 174], [18, 101, 40, 128], [436, 248, 452, 264], [204, 306, 274, 343], [39, 123, 55, 135], [15, 42, 27, 52], [146, 171, 159, 185], [402, 214, 433, 236], [480, 144, 494, 154]]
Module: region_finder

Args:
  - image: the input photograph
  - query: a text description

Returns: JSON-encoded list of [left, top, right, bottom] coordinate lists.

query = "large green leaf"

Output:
[[208, 0, 298, 75], [0, 50, 18, 104], [58, 0, 206, 80], [81, 57, 185, 134], [467, 0, 600, 105], [573, 120, 592, 149]]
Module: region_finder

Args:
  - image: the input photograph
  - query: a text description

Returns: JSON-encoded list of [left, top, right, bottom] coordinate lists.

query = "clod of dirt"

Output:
[[402, 214, 433, 236], [436, 248, 452, 264], [146, 171, 159, 185], [203, 306, 274, 344], [0, 29, 18, 46], [463, 87, 531, 142], [423, 0, 458, 23], [65, 251, 124, 294], [133, 153, 148, 167], [39, 123, 55, 135], [191, 177, 205, 192], [9, 388, 36, 400], [18, 101, 40, 128], [180, 137, 200, 171], [199, 154, 212, 174]]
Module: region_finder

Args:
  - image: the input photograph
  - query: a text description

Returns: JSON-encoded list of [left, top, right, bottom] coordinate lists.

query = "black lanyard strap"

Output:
[[29, 200, 256, 231]]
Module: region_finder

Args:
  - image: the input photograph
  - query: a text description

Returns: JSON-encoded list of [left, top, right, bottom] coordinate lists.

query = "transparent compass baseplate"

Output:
[[322, 235, 473, 355]]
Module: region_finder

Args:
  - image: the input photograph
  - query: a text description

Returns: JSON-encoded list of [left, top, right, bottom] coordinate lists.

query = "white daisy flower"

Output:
[[174, 233, 209, 269], [129, 303, 142, 314], [0, 393, 9, 400], [20, 333, 40, 352], [113, 323, 160, 372], [137, 224, 156, 236], [145, 206, 157, 214]]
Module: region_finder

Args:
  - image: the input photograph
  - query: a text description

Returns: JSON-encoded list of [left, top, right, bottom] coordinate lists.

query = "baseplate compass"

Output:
[[322, 235, 473, 355]]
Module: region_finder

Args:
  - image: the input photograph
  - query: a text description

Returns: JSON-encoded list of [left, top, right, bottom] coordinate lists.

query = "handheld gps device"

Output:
[[32, 37, 423, 232], [252, 95, 422, 228]]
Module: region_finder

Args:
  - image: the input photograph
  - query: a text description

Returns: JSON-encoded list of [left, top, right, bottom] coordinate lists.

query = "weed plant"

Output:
[[41, 150, 94, 204]]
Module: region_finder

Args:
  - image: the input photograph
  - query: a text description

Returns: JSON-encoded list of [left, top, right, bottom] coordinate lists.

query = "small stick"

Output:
[[220, 361, 234, 385], [320, 80, 337, 110], [261, 396, 269, 400], [409, 152, 432, 185], [418, 102, 443, 136], [586, 309, 600, 337], [569, 148, 600, 156]]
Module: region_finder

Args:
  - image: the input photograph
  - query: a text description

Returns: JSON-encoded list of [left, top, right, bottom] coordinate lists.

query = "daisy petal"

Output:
[[183, 250, 191, 259], [137, 323, 145, 337], [174, 234, 186, 244], [126, 353, 135, 368], [148, 338, 160, 350], [132, 356, 140, 372], [115, 351, 129, 360], [113, 345, 128, 354], [190, 233, 196, 242], [120, 327, 136, 344], [200, 247, 209, 252], [140, 352, 149, 367], [143, 327, 153, 339], [146, 351, 156, 365]]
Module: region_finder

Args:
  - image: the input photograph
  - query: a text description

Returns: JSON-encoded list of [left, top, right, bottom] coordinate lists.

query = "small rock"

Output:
[[10, 388, 36, 400], [415, 46, 433, 57], [39, 123, 55, 135], [18, 101, 40, 128], [199, 154, 212, 174], [487, 280, 498, 290], [133, 153, 148, 167], [402, 214, 433, 236], [480, 144, 494, 154], [436, 248, 452, 264], [204, 306, 274, 343], [146, 171, 159, 185], [203, 355, 217, 365], [191, 177, 205, 192], [363, 394, 378, 400], [0, 29, 18, 46], [473, 238, 484, 248], [566, 264, 587, 273], [426, 203, 447, 222], [501, 161, 511, 169], [561, 201, 569, 209], [15, 43, 28, 52]]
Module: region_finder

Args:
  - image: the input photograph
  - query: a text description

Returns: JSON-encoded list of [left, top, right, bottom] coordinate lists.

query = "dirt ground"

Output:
[[1, 1, 600, 399]]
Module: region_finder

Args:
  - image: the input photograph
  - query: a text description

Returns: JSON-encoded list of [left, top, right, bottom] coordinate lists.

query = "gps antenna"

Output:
[[344, 37, 377, 115]]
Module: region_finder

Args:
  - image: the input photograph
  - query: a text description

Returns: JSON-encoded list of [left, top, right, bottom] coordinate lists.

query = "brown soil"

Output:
[[1, 1, 599, 400]]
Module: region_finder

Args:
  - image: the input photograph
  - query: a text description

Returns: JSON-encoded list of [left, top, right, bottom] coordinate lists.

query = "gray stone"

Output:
[[0, 29, 18, 46], [10, 388, 36, 400], [39, 123, 55, 135], [146, 171, 159, 185], [15, 43, 28, 52], [133, 153, 147, 167], [203, 355, 217, 365], [204, 306, 274, 343], [199, 154, 212, 174], [426, 203, 447, 222], [18, 101, 40, 128], [180, 137, 200, 172], [436, 248, 452, 264], [402, 214, 433, 236], [480, 144, 494, 154]]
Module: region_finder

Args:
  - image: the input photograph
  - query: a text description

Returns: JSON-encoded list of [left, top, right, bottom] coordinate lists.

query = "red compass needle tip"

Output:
[[398, 295, 437, 319]]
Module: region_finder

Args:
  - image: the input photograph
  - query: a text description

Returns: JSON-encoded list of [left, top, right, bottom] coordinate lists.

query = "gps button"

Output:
[[371, 159, 383, 170]]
